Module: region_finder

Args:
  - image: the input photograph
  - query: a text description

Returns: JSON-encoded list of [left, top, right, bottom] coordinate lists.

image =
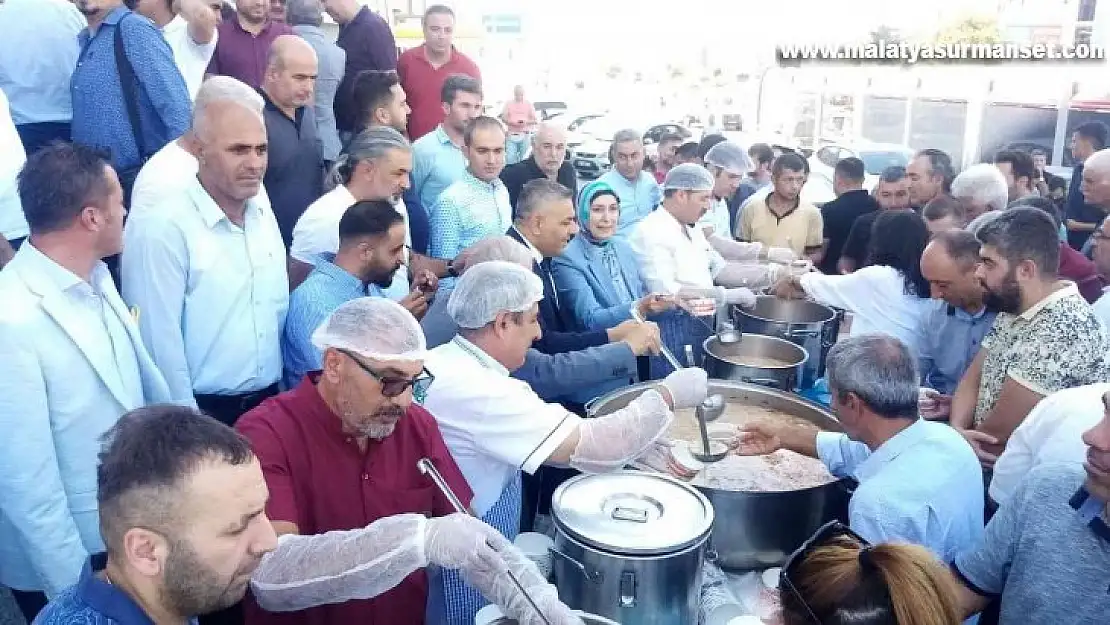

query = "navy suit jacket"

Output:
[[507, 227, 609, 355]]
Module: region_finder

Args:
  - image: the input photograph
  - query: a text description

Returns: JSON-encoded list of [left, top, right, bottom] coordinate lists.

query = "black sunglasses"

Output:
[[780, 521, 871, 624], [338, 350, 434, 400]]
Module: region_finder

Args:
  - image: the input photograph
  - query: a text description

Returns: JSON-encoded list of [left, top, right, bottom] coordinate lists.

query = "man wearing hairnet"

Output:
[[421, 261, 709, 624], [235, 298, 579, 625], [629, 163, 796, 369]]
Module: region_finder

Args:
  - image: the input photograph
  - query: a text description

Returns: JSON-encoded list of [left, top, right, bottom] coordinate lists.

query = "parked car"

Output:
[[534, 101, 569, 121], [808, 141, 914, 190], [568, 117, 694, 179]]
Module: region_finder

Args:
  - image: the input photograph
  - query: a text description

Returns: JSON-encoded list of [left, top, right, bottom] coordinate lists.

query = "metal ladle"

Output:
[[690, 397, 729, 463], [417, 458, 553, 625]]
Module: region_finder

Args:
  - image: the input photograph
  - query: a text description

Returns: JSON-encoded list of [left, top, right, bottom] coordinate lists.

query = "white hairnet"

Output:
[[447, 261, 544, 329], [663, 163, 715, 191], [704, 141, 753, 175], [311, 297, 427, 362]]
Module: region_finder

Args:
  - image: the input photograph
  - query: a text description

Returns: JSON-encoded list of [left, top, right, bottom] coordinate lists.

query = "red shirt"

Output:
[[236, 375, 473, 625], [206, 18, 294, 89], [1058, 241, 1108, 304], [397, 45, 481, 141]]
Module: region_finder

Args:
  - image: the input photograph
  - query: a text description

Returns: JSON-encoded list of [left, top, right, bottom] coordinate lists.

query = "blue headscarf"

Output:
[[576, 180, 620, 247]]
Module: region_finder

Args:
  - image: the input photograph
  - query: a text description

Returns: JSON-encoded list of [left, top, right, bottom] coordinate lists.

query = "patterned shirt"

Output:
[[428, 170, 512, 283], [281, 254, 367, 389], [71, 6, 191, 172], [973, 282, 1110, 426], [411, 125, 468, 222]]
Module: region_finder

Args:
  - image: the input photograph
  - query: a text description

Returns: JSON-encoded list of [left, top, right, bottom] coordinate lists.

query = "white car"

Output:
[[808, 141, 914, 191]]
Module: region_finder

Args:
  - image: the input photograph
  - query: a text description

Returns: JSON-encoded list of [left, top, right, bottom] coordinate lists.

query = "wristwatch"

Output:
[[446, 260, 459, 278]]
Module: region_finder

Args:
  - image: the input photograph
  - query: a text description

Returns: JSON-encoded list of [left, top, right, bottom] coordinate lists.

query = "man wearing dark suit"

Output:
[[506, 178, 661, 532], [499, 122, 578, 209], [818, 157, 880, 274]]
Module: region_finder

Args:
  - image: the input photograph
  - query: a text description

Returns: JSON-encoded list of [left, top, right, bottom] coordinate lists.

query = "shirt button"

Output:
[[362, 474, 369, 481]]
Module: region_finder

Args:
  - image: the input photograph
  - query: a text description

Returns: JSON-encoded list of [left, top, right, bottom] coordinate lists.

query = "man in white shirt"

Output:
[[990, 383, 1110, 506], [630, 163, 783, 302], [421, 260, 707, 624], [122, 83, 288, 427], [0, 143, 173, 622], [133, 0, 221, 101], [129, 76, 272, 224], [0, 89, 28, 265]]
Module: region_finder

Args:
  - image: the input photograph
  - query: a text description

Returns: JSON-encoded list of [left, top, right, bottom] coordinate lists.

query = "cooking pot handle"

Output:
[[788, 329, 820, 339], [741, 377, 783, 389], [583, 396, 600, 418], [619, 571, 637, 608], [705, 548, 720, 563], [548, 547, 601, 584]]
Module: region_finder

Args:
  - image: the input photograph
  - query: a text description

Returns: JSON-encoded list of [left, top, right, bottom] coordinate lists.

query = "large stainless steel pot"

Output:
[[550, 471, 713, 625], [588, 380, 852, 570], [702, 334, 808, 391], [733, 296, 842, 389]]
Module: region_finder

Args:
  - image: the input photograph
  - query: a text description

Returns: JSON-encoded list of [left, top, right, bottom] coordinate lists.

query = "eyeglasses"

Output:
[[779, 520, 870, 624], [338, 350, 435, 401]]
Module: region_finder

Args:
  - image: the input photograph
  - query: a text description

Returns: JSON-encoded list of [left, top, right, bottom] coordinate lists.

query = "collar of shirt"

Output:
[[82, 4, 129, 40], [232, 16, 277, 38], [1068, 486, 1110, 542], [434, 124, 462, 149], [163, 14, 187, 35], [657, 204, 694, 237], [1019, 281, 1080, 321], [289, 373, 358, 443], [21, 242, 113, 298], [310, 253, 368, 296], [764, 193, 802, 220], [462, 169, 506, 194], [948, 304, 991, 322], [77, 553, 165, 625], [512, 225, 544, 264], [189, 178, 263, 230], [853, 418, 932, 483], [452, 335, 509, 376], [416, 43, 462, 68], [260, 88, 305, 126]]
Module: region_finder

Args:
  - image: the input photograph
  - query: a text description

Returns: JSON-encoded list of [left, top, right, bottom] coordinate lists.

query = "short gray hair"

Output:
[[285, 0, 323, 26], [950, 164, 1008, 214], [464, 236, 533, 270], [330, 126, 411, 189], [612, 128, 642, 146], [192, 76, 264, 139], [826, 334, 919, 419], [515, 179, 573, 221]]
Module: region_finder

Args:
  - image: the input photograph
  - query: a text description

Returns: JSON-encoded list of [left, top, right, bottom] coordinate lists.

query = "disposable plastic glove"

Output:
[[252, 513, 500, 612], [708, 235, 763, 262], [766, 247, 797, 264], [570, 389, 674, 474], [463, 532, 585, 625], [713, 261, 775, 291], [661, 367, 709, 409], [714, 286, 758, 308], [424, 513, 510, 571]]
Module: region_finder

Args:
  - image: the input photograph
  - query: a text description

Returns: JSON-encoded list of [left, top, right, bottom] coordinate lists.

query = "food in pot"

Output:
[[669, 404, 835, 492], [724, 354, 794, 368]]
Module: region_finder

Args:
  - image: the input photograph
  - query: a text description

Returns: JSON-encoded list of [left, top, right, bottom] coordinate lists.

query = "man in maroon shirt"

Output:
[[206, 0, 293, 88], [398, 5, 481, 141], [236, 298, 477, 625]]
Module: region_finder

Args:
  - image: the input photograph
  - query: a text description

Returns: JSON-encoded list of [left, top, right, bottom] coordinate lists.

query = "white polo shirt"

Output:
[[628, 205, 725, 294], [161, 15, 216, 102], [421, 336, 582, 517], [990, 382, 1109, 505], [290, 184, 411, 300]]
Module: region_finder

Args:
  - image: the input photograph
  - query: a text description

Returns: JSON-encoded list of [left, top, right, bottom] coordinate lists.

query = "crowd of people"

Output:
[[0, 1, 1108, 625]]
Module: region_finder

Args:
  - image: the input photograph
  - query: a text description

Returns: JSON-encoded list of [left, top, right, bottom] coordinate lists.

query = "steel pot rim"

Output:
[[702, 335, 809, 370]]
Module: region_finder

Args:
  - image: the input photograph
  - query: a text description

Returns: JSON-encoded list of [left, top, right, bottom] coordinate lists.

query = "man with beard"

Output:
[[952, 392, 1110, 624], [260, 35, 325, 247], [122, 94, 288, 427], [350, 69, 411, 137], [207, 0, 294, 89], [917, 230, 998, 418], [948, 208, 1110, 469], [239, 298, 582, 625], [283, 200, 421, 388]]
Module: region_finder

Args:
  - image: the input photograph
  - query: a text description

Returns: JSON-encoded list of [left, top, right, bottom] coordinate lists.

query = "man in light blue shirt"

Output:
[[738, 334, 984, 565], [0, 0, 86, 154], [283, 200, 416, 388], [409, 74, 482, 253], [919, 230, 998, 397], [428, 116, 512, 287], [598, 128, 662, 238]]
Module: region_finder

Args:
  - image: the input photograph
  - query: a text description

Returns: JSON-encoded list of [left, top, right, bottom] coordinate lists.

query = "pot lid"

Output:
[[551, 471, 714, 556]]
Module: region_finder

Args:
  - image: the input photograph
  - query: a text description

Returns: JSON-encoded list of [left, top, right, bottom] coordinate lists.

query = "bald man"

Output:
[[1081, 149, 1110, 218], [500, 121, 578, 208], [261, 34, 325, 247]]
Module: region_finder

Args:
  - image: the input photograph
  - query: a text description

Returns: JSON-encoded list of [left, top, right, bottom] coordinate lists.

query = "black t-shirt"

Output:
[[841, 210, 881, 271], [818, 190, 879, 274]]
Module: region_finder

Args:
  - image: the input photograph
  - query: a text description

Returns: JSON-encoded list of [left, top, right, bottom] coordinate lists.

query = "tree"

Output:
[[935, 15, 1002, 46]]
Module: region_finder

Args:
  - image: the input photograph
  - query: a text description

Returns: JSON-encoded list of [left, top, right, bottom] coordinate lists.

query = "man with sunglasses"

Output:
[[952, 390, 1110, 624], [237, 297, 518, 625], [737, 334, 984, 565]]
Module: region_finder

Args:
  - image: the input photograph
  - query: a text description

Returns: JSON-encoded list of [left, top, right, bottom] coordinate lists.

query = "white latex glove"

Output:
[[766, 247, 797, 264], [661, 367, 709, 409], [715, 286, 758, 308], [632, 439, 698, 480], [918, 387, 952, 421], [463, 532, 585, 625], [424, 513, 508, 571], [708, 235, 764, 262], [570, 389, 674, 474]]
